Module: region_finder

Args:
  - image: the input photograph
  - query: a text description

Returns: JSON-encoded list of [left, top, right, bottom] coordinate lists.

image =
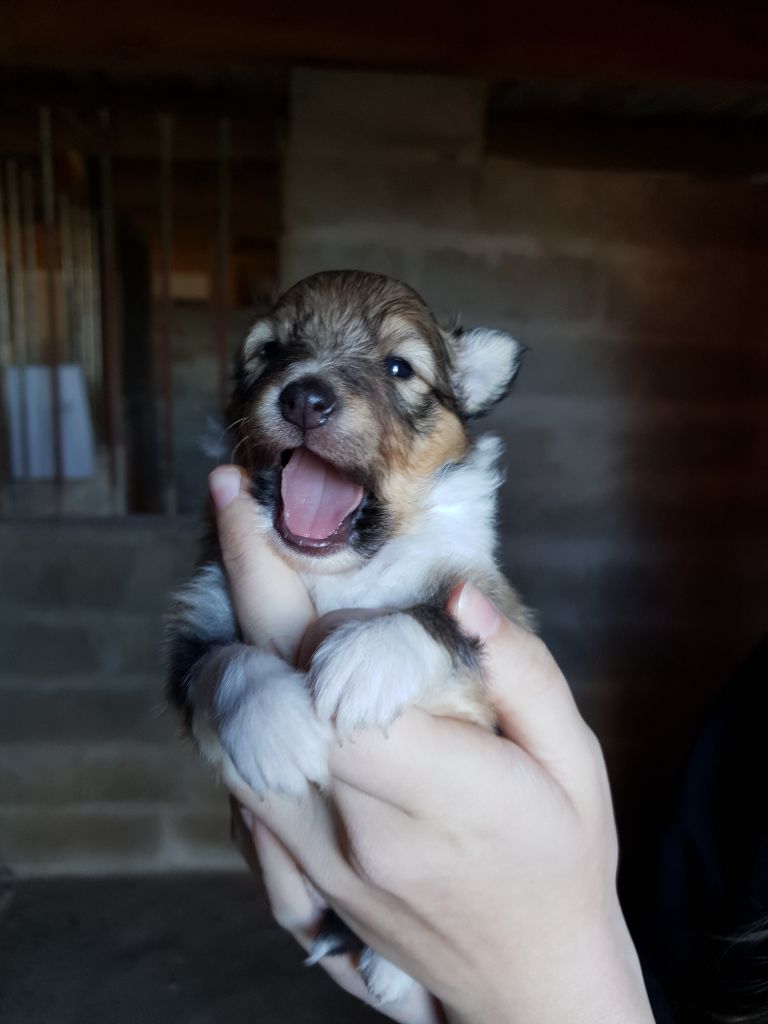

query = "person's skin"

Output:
[[209, 465, 656, 1024]]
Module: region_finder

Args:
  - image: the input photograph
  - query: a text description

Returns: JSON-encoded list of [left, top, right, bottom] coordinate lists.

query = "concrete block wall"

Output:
[[2, 69, 766, 875], [0, 520, 241, 875], [283, 69, 768, 829]]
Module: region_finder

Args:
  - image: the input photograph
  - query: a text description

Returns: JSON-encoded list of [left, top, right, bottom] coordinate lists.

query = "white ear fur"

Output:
[[451, 327, 524, 417]]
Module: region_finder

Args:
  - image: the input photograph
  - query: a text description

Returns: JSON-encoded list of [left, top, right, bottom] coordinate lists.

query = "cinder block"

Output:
[[281, 237, 413, 291], [78, 613, 165, 674], [483, 324, 768, 403], [603, 250, 768, 345], [0, 742, 222, 805], [0, 611, 165, 675], [0, 620, 101, 675], [419, 249, 600, 326], [291, 69, 487, 162], [164, 807, 242, 870], [0, 519, 198, 614], [474, 158, 768, 248], [123, 542, 199, 615], [0, 805, 165, 874], [0, 687, 173, 743], [0, 541, 135, 611], [505, 547, 768, 636], [284, 158, 477, 234]]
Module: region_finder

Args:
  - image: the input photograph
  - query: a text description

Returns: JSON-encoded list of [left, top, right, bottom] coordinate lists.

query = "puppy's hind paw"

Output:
[[306, 908, 362, 965], [359, 947, 414, 1005]]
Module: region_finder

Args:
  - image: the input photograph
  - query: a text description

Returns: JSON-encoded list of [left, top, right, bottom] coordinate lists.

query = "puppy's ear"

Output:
[[449, 327, 525, 418]]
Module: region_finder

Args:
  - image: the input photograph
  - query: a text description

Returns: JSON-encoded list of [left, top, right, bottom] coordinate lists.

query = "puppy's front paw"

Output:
[[210, 646, 332, 797], [309, 614, 451, 736]]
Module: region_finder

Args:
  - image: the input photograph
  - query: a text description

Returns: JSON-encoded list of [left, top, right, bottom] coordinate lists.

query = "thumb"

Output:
[[209, 465, 315, 662], [448, 582, 595, 789]]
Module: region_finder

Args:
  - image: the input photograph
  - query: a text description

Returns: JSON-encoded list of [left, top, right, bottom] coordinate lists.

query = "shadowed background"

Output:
[[0, 4, 767, 1021]]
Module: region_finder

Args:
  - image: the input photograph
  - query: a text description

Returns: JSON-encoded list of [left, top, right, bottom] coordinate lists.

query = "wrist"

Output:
[[444, 909, 654, 1024]]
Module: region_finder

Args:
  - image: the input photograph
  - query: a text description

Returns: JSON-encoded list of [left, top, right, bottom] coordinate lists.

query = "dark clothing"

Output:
[[634, 637, 768, 1022]]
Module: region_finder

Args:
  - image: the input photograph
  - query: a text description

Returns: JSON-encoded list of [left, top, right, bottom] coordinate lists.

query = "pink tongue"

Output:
[[281, 448, 364, 541]]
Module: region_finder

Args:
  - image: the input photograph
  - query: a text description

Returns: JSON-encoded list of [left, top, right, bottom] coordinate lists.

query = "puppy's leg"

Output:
[[308, 604, 484, 736], [165, 561, 239, 714], [166, 561, 330, 796]]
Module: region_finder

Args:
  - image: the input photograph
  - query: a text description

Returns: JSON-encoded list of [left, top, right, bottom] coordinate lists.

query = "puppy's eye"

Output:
[[384, 356, 414, 381], [260, 341, 281, 361]]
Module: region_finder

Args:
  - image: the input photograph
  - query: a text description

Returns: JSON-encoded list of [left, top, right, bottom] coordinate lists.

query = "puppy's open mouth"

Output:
[[277, 447, 365, 554]]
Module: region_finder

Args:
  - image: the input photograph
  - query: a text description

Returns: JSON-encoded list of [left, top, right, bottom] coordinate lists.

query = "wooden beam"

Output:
[[1, 1, 767, 85], [488, 113, 768, 176], [0, 67, 288, 117]]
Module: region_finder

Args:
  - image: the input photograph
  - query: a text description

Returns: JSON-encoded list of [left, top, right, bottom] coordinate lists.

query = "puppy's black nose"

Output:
[[279, 376, 337, 430]]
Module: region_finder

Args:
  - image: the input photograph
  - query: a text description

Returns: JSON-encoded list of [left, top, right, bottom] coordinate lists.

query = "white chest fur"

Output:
[[301, 435, 503, 615]]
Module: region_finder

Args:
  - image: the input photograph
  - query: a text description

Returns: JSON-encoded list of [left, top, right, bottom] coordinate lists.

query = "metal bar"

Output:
[[68, 204, 101, 504], [74, 208, 89, 383], [0, 172, 12, 513], [6, 160, 29, 480], [20, 170, 38, 372], [70, 202, 87, 372], [40, 107, 63, 492], [59, 194, 77, 365], [82, 205, 102, 394], [99, 108, 125, 513], [0, 176, 11, 366], [20, 169, 39, 367], [215, 116, 231, 414], [157, 112, 176, 514]]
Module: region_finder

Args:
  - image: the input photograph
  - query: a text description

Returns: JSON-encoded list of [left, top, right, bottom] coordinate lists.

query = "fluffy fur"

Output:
[[165, 270, 531, 1004]]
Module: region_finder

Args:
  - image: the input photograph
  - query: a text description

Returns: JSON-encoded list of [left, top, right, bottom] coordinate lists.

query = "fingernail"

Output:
[[209, 466, 241, 509], [448, 581, 502, 640]]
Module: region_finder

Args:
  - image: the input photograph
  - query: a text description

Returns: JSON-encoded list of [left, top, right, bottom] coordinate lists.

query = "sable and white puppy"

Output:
[[166, 270, 531, 1002]]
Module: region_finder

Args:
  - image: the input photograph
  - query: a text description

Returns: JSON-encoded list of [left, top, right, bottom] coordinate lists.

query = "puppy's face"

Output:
[[230, 271, 523, 572]]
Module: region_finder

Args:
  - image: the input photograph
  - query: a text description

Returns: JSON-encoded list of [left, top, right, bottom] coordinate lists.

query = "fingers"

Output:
[[243, 806, 444, 1024], [247, 815, 378, 1005], [209, 465, 315, 660], [230, 796, 263, 875], [329, 708, 508, 818], [236, 780, 359, 901], [448, 582, 599, 789], [250, 814, 326, 941]]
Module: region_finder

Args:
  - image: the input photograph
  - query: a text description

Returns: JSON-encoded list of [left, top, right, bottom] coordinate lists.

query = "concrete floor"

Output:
[[0, 872, 379, 1024]]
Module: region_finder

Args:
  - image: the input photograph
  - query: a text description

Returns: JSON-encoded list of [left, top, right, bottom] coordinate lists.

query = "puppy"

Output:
[[165, 270, 531, 1003]]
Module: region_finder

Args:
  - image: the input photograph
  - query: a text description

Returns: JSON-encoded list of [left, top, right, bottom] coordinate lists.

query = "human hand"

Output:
[[211, 465, 655, 1024], [210, 464, 442, 1022]]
